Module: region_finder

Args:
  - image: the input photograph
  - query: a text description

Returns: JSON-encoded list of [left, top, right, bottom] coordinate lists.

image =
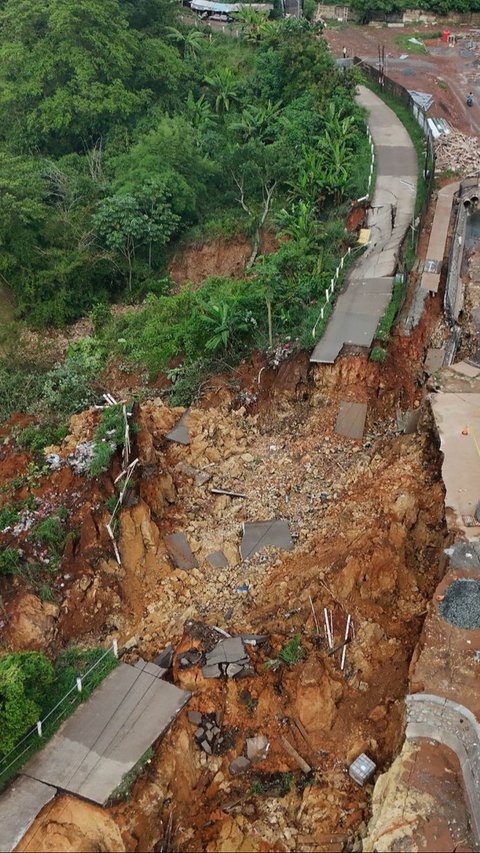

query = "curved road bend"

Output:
[[311, 85, 417, 364]]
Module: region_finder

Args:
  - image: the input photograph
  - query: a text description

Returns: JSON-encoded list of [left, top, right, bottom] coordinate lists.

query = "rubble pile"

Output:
[[434, 130, 480, 175]]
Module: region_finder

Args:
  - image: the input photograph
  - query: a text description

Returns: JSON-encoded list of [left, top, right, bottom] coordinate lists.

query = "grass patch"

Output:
[[16, 422, 69, 455], [0, 647, 118, 791], [394, 31, 442, 54], [370, 345, 388, 363], [29, 513, 67, 554], [278, 634, 305, 665], [375, 273, 406, 343]]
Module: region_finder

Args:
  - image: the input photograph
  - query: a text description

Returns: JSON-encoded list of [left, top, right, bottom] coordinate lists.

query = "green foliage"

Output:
[[370, 346, 388, 363], [0, 548, 23, 576], [278, 634, 305, 665], [0, 505, 19, 530], [30, 513, 66, 554], [16, 421, 68, 454], [375, 274, 405, 342], [89, 403, 127, 476], [0, 652, 54, 758]]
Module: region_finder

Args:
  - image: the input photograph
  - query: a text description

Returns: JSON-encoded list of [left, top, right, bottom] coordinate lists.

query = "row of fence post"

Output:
[[32, 640, 118, 741], [367, 125, 375, 194], [311, 122, 374, 341], [311, 246, 353, 338]]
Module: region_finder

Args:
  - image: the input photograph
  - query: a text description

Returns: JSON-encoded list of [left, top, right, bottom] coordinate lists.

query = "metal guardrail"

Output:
[[0, 641, 118, 786]]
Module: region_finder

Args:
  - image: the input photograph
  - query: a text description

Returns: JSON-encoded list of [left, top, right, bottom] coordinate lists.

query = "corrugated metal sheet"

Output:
[[191, 0, 272, 10], [427, 117, 451, 138], [408, 90, 433, 112]]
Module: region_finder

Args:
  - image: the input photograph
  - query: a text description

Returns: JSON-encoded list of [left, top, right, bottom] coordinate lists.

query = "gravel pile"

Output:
[[439, 578, 480, 628]]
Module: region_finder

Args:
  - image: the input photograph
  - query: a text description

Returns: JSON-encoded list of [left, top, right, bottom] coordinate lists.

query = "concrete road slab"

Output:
[[424, 347, 445, 373], [0, 777, 56, 853], [240, 519, 293, 560], [166, 410, 191, 445], [449, 361, 480, 379], [375, 145, 417, 177], [23, 663, 190, 805], [165, 532, 198, 569], [311, 87, 416, 366], [335, 401, 368, 439], [206, 550, 229, 568], [431, 393, 480, 540]]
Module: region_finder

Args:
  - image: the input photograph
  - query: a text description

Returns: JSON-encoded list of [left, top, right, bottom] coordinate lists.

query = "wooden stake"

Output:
[[323, 607, 333, 649], [267, 300, 273, 347], [340, 614, 352, 671], [309, 595, 320, 635], [280, 735, 311, 773]]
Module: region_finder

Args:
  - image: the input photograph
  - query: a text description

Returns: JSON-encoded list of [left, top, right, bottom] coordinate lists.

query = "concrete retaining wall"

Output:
[[406, 693, 480, 846]]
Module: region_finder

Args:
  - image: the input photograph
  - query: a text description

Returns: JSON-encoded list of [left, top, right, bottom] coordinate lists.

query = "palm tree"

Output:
[[166, 27, 205, 59], [231, 100, 282, 142], [236, 7, 271, 42], [204, 68, 240, 114], [185, 92, 217, 145], [275, 201, 320, 249]]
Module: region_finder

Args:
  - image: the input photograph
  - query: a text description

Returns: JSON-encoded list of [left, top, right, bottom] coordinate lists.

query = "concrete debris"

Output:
[[67, 441, 95, 475], [166, 410, 191, 445], [246, 735, 269, 762], [206, 550, 229, 569], [202, 637, 253, 679], [165, 532, 199, 570], [188, 710, 231, 755], [154, 644, 174, 669], [44, 453, 62, 470], [178, 648, 203, 669], [187, 710, 203, 726], [240, 519, 294, 561], [335, 401, 368, 440], [434, 129, 480, 173], [349, 752, 376, 786], [229, 756, 251, 775]]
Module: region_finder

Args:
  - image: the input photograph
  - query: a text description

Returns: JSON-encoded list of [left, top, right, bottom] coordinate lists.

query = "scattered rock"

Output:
[[229, 756, 251, 775], [188, 710, 203, 726], [246, 735, 269, 762]]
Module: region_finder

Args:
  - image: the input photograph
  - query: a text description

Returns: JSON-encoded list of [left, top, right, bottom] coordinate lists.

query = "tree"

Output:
[[204, 68, 240, 114], [166, 26, 205, 59], [0, 0, 146, 152], [0, 652, 54, 758], [275, 201, 321, 250], [231, 100, 283, 143], [93, 187, 179, 291]]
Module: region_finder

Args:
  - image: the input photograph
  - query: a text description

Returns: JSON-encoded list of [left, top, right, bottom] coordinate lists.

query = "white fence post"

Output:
[[36, 721, 42, 737], [112, 639, 118, 658], [76, 677, 82, 693]]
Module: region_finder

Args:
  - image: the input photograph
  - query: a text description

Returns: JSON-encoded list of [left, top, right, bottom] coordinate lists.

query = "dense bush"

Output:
[[0, 652, 54, 758]]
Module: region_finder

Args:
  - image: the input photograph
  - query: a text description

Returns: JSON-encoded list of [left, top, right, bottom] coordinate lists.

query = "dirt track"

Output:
[[326, 23, 480, 135]]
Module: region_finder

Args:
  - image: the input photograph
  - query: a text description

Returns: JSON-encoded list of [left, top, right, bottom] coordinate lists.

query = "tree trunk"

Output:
[[246, 181, 277, 270]]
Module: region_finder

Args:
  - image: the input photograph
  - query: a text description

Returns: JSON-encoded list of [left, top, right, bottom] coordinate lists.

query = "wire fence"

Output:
[[354, 57, 436, 322], [0, 641, 118, 790]]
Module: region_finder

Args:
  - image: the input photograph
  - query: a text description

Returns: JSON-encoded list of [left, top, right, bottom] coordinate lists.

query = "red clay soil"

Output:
[[168, 231, 279, 289]]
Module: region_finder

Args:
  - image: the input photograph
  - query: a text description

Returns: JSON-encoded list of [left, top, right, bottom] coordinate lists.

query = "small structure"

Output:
[[349, 752, 376, 786]]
